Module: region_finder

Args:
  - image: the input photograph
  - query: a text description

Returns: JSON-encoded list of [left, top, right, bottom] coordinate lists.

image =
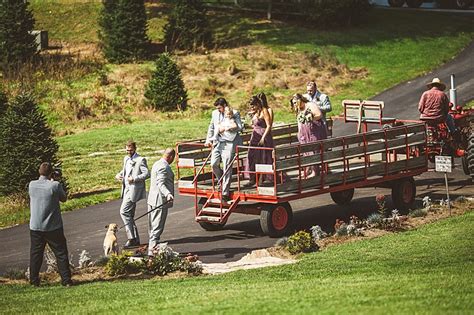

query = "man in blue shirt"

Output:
[[29, 162, 72, 287]]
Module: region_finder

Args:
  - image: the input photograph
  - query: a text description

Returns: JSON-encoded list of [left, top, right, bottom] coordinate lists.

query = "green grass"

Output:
[[1, 210, 473, 313], [1, 5, 474, 227]]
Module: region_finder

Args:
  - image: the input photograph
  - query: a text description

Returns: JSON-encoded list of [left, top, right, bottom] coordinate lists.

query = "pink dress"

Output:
[[298, 108, 327, 175]]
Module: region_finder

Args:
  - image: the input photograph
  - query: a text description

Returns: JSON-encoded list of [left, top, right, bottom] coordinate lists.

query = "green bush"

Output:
[[0, 0, 36, 69], [3, 268, 27, 280], [105, 251, 144, 276], [145, 53, 187, 111], [286, 231, 319, 254], [409, 208, 428, 218], [0, 88, 7, 117], [303, 0, 372, 28], [0, 93, 67, 196], [98, 0, 149, 63], [163, 0, 213, 51]]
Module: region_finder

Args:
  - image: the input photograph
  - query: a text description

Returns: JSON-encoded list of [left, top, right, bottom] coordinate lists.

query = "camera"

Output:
[[52, 166, 62, 181]]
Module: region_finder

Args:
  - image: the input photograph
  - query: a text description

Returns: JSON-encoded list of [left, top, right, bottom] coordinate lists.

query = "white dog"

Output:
[[103, 223, 119, 256]]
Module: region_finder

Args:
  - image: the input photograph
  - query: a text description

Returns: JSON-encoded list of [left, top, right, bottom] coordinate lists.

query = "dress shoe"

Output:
[[221, 195, 231, 203], [62, 280, 74, 287], [124, 238, 140, 248]]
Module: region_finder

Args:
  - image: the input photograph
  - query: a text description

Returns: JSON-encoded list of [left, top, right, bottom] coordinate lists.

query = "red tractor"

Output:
[[423, 75, 474, 179]]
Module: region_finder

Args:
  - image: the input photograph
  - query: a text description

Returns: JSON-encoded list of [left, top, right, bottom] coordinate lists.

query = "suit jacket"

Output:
[[205, 108, 243, 145], [116, 153, 149, 202], [147, 158, 174, 209], [29, 176, 67, 232]]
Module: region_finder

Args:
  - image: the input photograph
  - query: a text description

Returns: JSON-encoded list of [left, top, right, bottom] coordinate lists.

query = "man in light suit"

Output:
[[115, 140, 149, 247], [204, 97, 243, 202], [147, 148, 175, 256], [303, 80, 332, 132]]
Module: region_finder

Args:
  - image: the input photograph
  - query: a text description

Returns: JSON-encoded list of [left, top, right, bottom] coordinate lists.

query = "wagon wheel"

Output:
[[388, 0, 405, 7], [330, 188, 355, 206], [406, 0, 423, 7], [197, 197, 227, 231], [391, 177, 416, 214], [260, 202, 293, 237]]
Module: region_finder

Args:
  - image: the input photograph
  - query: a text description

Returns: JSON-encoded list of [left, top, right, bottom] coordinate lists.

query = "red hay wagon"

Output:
[[176, 107, 428, 237]]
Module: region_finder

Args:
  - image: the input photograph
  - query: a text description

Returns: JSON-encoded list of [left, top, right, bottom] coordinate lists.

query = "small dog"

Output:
[[103, 223, 119, 256]]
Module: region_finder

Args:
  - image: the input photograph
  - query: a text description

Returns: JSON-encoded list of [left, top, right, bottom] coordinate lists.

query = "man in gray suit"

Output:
[[29, 162, 72, 287], [115, 140, 149, 247], [204, 97, 243, 202], [147, 148, 175, 256]]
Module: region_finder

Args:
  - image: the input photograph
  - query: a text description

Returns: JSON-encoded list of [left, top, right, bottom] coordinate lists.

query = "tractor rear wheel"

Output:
[[391, 177, 416, 214], [466, 130, 474, 179]]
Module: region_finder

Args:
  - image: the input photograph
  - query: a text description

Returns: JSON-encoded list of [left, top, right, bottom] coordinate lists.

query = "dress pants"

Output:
[[211, 140, 236, 196], [147, 204, 169, 256], [119, 189, 140, 242], [29, 228, 72, 286]]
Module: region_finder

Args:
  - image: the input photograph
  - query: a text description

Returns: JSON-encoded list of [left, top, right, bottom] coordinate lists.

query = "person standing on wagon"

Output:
[[204, 97, 243, 203], [303, 80, 332, 134]]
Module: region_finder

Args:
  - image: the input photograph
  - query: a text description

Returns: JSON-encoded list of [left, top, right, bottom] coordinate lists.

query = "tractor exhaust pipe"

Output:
[[449, 74, 457, 107]]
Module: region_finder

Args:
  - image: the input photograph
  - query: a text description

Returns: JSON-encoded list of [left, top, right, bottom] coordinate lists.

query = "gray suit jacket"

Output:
[[147, 158, 174, 209], [116, 153, 149, 202], [29, 176, 67, 232], [205, 108, 243, 145]]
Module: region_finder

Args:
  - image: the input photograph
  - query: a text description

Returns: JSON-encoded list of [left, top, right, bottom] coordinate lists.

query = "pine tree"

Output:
[[0, 0, 37, 69], [145, 53, 187, 112], [164, 0, 213, 51], [98, 0, 150, 63], [0, 88, 7, 117], [0, 93, 66, 196]]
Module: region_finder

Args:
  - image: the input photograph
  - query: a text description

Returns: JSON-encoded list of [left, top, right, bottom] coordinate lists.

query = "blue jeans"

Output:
[[446, 114, 456, 133]]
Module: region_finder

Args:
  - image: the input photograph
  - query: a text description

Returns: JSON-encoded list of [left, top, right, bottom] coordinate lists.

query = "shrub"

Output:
[[286, 231, 319, 254], [274, 237, 289, 247], [105, 251, 144, 276], [98, 0, 149, 63], [0, 88, 7, 117], [302, 0, 371, 28], [3, 268, 27, 280], [366, 213, 383, 227], [145, 243, 181, 276], [0, 0, 37, 69], [0, 93, 67, 196], [95, 256, 110, 267], [145, 53, 187, 111], [163, 0, 213, 51], [376, 194, 390, 217], [310, 225, 328, 241], [409, 208, 428, 218]]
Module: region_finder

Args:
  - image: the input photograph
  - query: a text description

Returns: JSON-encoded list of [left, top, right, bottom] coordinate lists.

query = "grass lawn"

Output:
[[1, 4, 473, 228], [1, 210, 472, 313]]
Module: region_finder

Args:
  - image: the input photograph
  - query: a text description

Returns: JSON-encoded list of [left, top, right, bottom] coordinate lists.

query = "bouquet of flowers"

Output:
[[297, 108, 313, 124]]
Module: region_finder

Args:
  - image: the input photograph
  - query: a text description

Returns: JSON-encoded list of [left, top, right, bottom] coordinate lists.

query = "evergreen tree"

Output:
[[164, 0, 213, 51], [0, 88, 7, 117], [145, 53, 187, 112], [0, 93, 66, 196], [0, 0, 36, 69], [98, 0, 150, 63]]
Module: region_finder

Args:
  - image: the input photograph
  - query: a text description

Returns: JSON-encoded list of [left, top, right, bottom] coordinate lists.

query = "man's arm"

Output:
[[115, 157, 125, 181], [133, 158, 149, 182], [156, 166, 172, 199], [57, 182, 67, 202], [418, 93, 426, 113], [233, 110, 244, 132], [319, 93, 332, 113], [205, 112, 216, 144]]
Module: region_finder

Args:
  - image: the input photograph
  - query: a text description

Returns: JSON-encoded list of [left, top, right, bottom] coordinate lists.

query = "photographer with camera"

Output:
[[28, 162, 72, 287]]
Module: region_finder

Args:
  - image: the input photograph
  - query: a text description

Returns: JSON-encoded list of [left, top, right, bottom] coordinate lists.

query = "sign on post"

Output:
[[435, 156, 452, 173], [435, 156, 452, 215]]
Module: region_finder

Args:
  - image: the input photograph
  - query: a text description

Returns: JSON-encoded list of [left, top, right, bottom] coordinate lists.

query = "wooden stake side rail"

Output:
[[176, 122, 428, 203]]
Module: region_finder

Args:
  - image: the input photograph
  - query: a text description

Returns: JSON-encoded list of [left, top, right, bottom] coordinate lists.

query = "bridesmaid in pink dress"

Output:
[[244, 93, 274, 187], [291, 93, 327, 178]]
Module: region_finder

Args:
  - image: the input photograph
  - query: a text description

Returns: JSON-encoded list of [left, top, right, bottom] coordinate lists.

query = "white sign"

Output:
[[435, 156, 452, 173]]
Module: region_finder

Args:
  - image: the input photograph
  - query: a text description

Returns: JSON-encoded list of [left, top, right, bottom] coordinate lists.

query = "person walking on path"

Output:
[[115, 140, 149, 247], [147, 148, 175, 257], [204, 97, 243, 202], [244, 93, 274, 187], [29, 162, 73, 287]]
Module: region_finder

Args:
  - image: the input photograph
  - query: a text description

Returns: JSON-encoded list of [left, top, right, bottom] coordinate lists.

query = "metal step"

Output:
[[208, 198, 234, 205], [201, 207, 229, 214], [196, 216, 221, 222]]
